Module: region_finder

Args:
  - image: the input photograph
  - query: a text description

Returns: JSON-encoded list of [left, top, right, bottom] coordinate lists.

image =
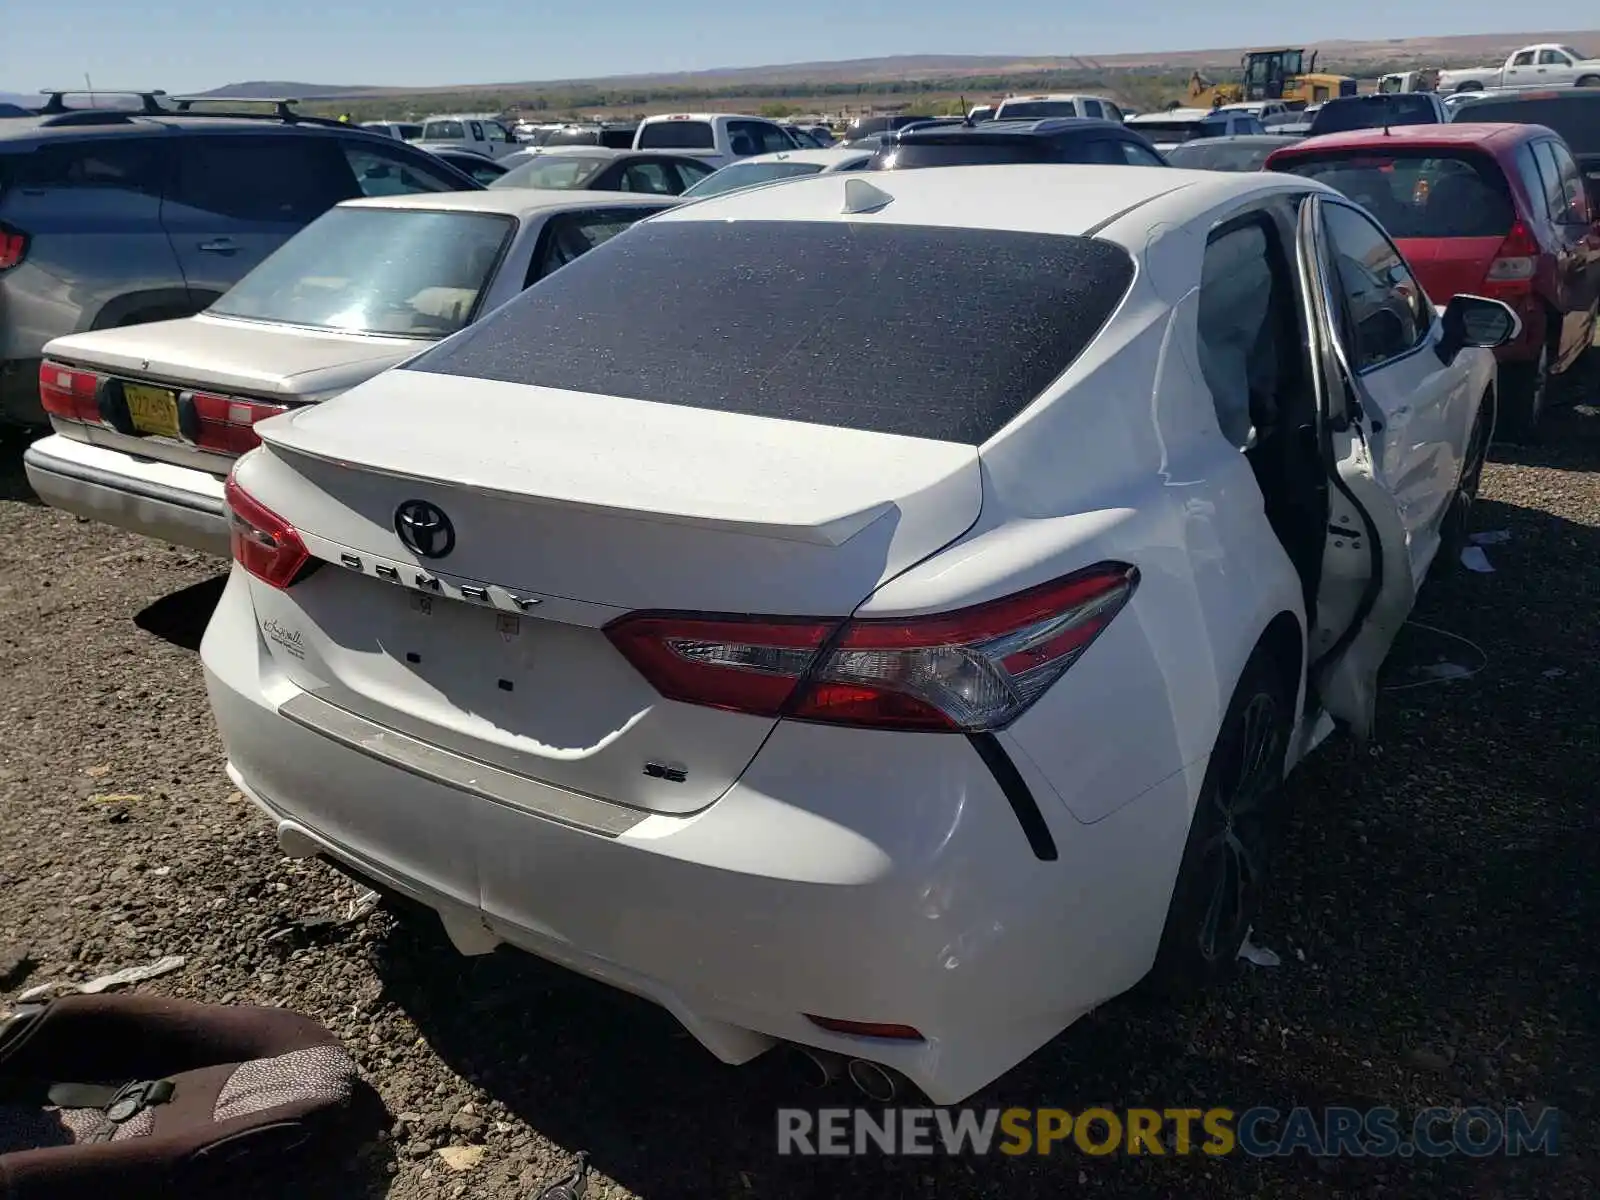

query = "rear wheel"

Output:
[[1499, 342, 1549, 443], [1454, 82, 1483, 93], [1149, 645, 1293, 991], [1577, 75, 1600, 87]]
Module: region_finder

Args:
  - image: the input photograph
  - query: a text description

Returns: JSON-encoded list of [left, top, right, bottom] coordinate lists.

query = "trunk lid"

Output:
[[45, 313, 429, 399], [237, 370, 981, 814], [43, 314, 428, 475]]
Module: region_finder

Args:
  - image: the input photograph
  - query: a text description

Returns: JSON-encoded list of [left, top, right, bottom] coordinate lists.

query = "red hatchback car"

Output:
[[1267, 123, 1600, 438]]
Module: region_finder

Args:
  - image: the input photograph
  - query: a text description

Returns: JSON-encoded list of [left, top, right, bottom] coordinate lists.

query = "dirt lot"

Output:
[[1, 400, 1597, 1199]]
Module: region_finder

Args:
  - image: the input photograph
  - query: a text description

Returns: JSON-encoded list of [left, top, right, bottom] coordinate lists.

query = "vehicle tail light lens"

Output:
[[37, 361, 103, 423], [1484, 220, 1538, 289], [224, 471, 310, 589], [605, 563, 1139, 732], [185, 391, 289, 454], [0, 224, 27, 272]]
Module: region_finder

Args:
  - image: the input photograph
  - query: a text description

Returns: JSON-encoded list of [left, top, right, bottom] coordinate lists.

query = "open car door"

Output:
[[1293, 193, 1415, 745]]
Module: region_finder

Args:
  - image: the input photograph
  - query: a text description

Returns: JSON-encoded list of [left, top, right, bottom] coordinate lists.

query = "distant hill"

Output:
[[195, 29, 1600, 97], [193, 81, 378, 99]]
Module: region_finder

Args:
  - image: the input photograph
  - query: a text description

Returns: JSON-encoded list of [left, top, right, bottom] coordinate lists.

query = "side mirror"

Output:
[[1436, 293, 1521, 365]]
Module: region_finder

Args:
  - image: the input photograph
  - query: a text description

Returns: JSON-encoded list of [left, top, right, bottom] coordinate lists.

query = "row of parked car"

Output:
[[0, 84, 1586, 1105]]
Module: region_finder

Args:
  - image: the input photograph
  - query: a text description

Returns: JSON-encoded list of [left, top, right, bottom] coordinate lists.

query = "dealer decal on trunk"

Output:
[[261, 618, 306, 660]]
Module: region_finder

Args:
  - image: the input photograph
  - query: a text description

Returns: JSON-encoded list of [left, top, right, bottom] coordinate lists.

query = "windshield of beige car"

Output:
[[208, 207, 514, 337]]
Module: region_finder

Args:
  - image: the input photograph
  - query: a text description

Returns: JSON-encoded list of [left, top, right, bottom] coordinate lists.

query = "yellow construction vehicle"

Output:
[[1188, 48, 1358, 110]]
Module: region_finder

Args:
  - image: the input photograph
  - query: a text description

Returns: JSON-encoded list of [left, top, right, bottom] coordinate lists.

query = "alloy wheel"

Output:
[[1196, 692, 1282, 963]]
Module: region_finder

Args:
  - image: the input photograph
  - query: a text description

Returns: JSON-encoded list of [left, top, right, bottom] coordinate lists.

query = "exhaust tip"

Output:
[[847, 1059, 898, 1103], [790, 1044, 845, 1089]]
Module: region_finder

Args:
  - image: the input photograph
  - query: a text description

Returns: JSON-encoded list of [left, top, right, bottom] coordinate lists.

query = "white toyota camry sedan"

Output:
[[200, 166, 1515, 1103]]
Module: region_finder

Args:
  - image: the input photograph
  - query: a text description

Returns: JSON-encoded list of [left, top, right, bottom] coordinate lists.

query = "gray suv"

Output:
[[0, 93, 481, 425]]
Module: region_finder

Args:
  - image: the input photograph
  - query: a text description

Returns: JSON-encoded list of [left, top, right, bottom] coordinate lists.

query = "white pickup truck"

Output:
[[411, 113, 520, 158], [632, 113, 799, 168], [1438, 44, 1600, 93]]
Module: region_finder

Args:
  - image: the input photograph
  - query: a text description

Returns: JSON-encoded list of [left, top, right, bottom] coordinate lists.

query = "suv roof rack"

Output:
[[165, 95, 351, 128], [38, 89, 169, 115]]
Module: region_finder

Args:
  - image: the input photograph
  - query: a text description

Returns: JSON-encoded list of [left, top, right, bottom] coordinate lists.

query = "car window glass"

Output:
[[469, 122, 484, 140], [619, 162, 676, 194], [419, 221, 1137, 445], [464, 160, 507, 185], [1199, 219, 1286, 449], [210, 207, 513, 336], [1538, 50, 1568, 65], [1511, 51, 1536, 67], [1321, 202, 1429, 370], [638, 120, 715, 150], [492, 156, 608, 189], [1119, 141, 1166, 166], [1531, 141, 1570, 221], [170, 136, 348, 222], [1543, 141, 1591, 223], [727, 120, 791, 156], [1083, 100, 1104, 118], [1103, 103, 1124, 122], [669, 159, 713, 188], [6, 138, 164, 196], [341, 143, 464, 196], [526, 208, 661, 285], [422, 120, 465, 140], [483, 122, 509, 143], [1279, 151, 1513, 238]]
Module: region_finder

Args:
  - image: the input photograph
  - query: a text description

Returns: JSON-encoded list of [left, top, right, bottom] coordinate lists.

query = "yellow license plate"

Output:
[[123, 383, 180, 439]]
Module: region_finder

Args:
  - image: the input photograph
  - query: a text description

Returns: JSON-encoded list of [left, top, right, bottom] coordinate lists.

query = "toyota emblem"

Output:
[[394, 500, 455, 559]]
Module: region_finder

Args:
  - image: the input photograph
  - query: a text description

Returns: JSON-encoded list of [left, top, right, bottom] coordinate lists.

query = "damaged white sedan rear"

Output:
[[199, 165, 1515, 1103]]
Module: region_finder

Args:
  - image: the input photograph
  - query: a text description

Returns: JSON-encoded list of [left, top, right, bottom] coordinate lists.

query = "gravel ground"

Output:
[[1, 392, 1598, 1199]]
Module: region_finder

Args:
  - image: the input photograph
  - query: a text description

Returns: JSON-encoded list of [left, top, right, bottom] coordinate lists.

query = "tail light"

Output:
[[38, 362, 103, 423], [1484, 220, 1538, 291], [0, 224, 27, 272], [224, 472, 309, 589], [182, 391, 289, 454], [605, 563, 1138, 732]]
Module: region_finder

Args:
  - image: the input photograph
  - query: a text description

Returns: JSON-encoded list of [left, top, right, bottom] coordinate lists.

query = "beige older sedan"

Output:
[[25, 189, 674, 555]]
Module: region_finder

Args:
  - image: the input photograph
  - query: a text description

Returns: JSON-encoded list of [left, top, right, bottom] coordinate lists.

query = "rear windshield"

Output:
[[491, 156, 609, 189], [681, 161, 825, 198], [1129, 121, 1214, 142], [398, 124, 422, 140], [1277, 150, 1514, 238], [637, 121, 715, 150], [874, 140, 1055, 169], [210, 207, 514, 338], [1308, 95, 1440, 136], [407, 221, 1134, 444], [995, 101, 1079, 120], [1165, 140, 1287, 171], [421, 120, 466, 140], [1460, 97, 1600, 155]]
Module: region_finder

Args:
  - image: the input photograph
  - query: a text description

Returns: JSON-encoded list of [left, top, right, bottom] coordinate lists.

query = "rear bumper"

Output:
[[200, 565, 1194, 1103], [22, 433, 229, 555]]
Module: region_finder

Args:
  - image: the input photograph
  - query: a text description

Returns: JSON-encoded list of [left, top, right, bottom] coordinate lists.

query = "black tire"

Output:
[[1149, 644, 1294, 992], [1577, 75, 1600, 87], [1432, 393, 1492, 580], [1499, 341, 1550, 443], [1454, 82, 1483, 93]]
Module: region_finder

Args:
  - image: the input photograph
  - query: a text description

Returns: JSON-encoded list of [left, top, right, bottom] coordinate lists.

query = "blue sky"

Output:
[[5, 2, 1574, 94]]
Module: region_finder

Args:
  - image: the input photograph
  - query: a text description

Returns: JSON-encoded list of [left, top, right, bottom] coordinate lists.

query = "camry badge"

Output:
[[394, 500, 455, 560]]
